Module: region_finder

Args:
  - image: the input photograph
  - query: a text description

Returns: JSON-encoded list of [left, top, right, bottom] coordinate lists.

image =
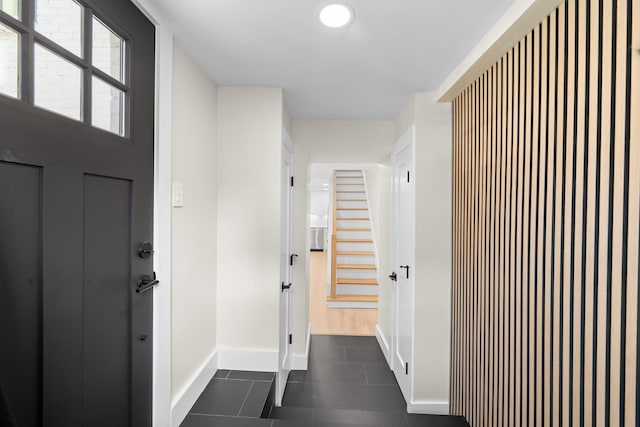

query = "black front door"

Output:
[[0, 0, 155, 425]]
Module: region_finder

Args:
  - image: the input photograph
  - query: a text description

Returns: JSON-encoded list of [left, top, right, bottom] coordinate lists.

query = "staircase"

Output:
[[328, 170, 378, 308]]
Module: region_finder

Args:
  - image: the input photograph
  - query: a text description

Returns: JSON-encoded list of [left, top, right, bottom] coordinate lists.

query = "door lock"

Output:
[[138, 242, 153, 259], [388, 272, 397, 281]]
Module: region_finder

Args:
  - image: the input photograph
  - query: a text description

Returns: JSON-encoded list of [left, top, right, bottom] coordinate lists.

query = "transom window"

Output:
[[0, 0, 130, 136]]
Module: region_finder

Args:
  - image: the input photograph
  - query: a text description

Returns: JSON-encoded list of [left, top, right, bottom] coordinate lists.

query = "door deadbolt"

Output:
[[138, 242, 153, 259]]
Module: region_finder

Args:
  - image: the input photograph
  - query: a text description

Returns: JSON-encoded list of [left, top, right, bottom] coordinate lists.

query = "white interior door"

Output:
[[391, 127, 414, 404], [276, 129, 294, 406]]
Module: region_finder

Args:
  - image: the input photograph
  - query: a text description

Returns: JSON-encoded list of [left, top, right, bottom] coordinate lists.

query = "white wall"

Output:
[[216, 87, 283, 362], [395, 93, 452, 409], [309, 190, 329, 228], [171, 43, 218, 401], [291, 121, 395, 356], [363, 164, 391, 337]]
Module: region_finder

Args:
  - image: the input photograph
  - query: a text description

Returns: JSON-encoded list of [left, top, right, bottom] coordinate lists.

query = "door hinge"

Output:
[[405, 362, 409, 375], [407, 171, 410, 183], [290, 176, 294, 187], [289, 334, 292, 345]]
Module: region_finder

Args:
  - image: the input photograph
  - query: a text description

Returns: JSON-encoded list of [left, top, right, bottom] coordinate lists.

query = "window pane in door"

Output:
[[34, 43, 82, 120], [92, 17, 124, 83], [0, 0, 20, 19], [0, 22, 19, 98], [92, 76, 124, 136], [35, 0, 82, 57]]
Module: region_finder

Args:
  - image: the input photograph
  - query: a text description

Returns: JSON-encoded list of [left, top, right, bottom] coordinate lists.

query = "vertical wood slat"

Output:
[[545, 10, 558, 426], [449, 0, 638, 425], [625, 3, 639, 427], [583, 1, 600, 424]]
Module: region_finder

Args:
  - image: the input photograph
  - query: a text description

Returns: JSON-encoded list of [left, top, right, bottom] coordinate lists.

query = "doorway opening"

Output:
[[307, 163, 390, 336]]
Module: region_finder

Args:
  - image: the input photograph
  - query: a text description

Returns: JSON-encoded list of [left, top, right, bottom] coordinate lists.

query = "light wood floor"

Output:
[[309, 251, 377, 336]]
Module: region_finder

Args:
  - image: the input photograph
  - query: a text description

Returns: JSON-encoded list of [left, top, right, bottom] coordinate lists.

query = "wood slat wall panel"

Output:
[[450, 0, 638, 425]]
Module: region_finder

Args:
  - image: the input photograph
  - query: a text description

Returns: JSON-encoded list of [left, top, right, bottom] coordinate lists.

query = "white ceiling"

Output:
[[146, 0, 514, 120]]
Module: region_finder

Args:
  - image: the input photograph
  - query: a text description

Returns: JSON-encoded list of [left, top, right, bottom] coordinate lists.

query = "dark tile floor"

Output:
[[180, 335, 469, 427], [180, 370, 275, 427], [270, 335, 469, 427]]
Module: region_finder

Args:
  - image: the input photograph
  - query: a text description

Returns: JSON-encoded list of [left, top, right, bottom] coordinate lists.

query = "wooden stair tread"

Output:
[[337, 264, 376, 270], [337, 251, 375, 255], [337, 228, 371, 231], [336, 217, 370, 220], [336, 238, 373, 243], [336, 191, 366, 193], [327, 295, 378, 303], [337, 199, 367, 201], [336, 207, 368, 210], [337, 278, 378, 285]]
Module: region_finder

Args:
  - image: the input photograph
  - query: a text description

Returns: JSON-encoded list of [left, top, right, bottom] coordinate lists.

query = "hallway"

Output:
[[310, 252, 377, 336], [270, 335, 468, 426], [180, 335, 469, 426]]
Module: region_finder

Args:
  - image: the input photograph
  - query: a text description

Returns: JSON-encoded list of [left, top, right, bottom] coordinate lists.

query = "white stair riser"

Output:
[[336, 193, 366, 201], [337, 231, 373, 240], [336, 210, 370, 219], [337, 255, 376, 264], [336, 242, 374, 252], [334, 178, 364, 185], [336, 201, 368, 209], [336, 184, 365, 192], [336, 219, 371, 228], [336, 284, 378, 295], [327, 301, 378, 309], [337, 269, 378, 280]]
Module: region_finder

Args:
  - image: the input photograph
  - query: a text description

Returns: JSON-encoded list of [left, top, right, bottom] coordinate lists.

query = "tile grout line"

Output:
[[363, 362, 370, 385], [236, 380, 255, 416]]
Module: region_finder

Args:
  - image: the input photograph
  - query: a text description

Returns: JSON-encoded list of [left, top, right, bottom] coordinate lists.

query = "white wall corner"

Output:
[[217, 348, 279, 372], [292, 323, 312, 370], [436, 0, 564, 102], [152, 24, 174, 427], [171, 350, 218, 427], [375, 324, 390, 365], [407, 400, 450, 416]]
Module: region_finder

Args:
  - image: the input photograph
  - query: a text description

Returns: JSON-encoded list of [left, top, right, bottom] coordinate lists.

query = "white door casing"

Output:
[[391, 126, 415, 405], [276, 128, 294, 406]]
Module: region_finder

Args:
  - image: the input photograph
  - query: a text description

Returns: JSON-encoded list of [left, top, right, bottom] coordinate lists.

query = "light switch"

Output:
[[172, 183, 184, 207]]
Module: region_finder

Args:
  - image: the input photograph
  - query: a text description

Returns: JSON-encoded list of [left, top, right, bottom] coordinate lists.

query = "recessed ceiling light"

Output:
[[319, 3, 354, 28]]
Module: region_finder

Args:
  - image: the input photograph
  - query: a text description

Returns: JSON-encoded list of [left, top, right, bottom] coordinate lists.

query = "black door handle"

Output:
[[400, 265, 410, 279], [281, 282, 292, 292], [137, 272, 159, 294], [388, 272, 397, 281]]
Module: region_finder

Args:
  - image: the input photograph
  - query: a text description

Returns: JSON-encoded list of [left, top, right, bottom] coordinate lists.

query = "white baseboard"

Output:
[[292, 323, 312, 370], [171, 350, 218, 427], [327, 301, 378, 309], [375, 324, 390, 365], [407, 400, 450, 415], [217, 347, 279, 372]]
